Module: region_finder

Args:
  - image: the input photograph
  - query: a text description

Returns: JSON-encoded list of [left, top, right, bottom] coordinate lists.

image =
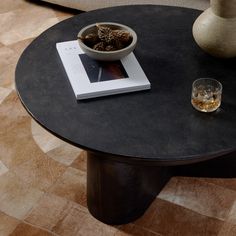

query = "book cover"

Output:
[[56, 40, 150, 100]]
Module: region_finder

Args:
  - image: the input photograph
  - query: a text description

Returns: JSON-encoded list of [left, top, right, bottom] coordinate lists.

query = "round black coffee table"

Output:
[[15, 5, 236, 224]]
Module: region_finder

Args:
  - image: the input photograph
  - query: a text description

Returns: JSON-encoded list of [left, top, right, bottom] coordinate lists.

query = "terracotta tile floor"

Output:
[[0, 0, 236, 235]]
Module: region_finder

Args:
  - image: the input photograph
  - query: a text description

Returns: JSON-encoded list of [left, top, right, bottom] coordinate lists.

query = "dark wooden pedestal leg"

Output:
[[87, 152, 173, 225]]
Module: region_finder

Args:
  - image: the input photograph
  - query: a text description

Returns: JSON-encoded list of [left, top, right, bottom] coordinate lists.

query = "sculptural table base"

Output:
[[87, 151, 236, 225]]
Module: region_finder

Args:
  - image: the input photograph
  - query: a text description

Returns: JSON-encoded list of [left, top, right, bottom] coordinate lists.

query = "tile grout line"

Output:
[[156, 197, 227, 222], [22, 220, 60, 236], [131, 223, 164, 236]]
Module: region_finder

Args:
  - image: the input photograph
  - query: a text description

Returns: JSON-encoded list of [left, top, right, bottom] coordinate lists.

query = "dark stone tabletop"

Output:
[[15, 5, 236, 165]]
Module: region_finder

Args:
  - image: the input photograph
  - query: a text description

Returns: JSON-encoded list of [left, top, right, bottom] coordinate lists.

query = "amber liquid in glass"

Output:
[[191, 87, 221, 112]]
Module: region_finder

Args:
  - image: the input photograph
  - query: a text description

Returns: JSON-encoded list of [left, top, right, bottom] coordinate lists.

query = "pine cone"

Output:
[[112, 30, 132, 45], [113, 39, 124, 50], [96, 24, 114, 44], [93, 42, 106, 51], [79, 33, 99, 47], [105, 45, 116, 51]]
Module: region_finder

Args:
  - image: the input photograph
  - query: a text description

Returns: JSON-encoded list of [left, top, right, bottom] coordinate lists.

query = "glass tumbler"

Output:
[[191, 78, 222, 112]]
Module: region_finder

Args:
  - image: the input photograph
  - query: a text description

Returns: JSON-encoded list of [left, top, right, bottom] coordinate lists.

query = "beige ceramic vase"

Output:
[[192, 0, 236, 58]]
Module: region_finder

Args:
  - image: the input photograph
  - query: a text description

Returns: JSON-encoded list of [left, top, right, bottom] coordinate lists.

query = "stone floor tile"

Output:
[[0, 211, 20, 236], [0, 46, 18, 70], [53, 207, 118, 236], [0, 39, 34, 90], [70, 151, 87, 172], [26, 17, 59, 41], [25, 193, 78, 231], [221, 200, 236, 228], [47, 144, 82, 166], [49, 167, 87, 206], [0, 160, 8, 176], [0, 117, 39, 169], [0, 87, 12, 104], [0, 0, 30, 14], [158, 176, 236, 220], [54, 8, 78, 21], [31, 119, 65, 153], [25, 193, 117, 236], [13, 154, 67, 192], [9, 38, 34, 52], [0, 171, 44, 220], [0, 91, 28, 120], [0, 94, 43, 169], [0, 6, 59, 45], [217, 222, 236, 236], [10, 223, 54, 236], [116, 224, 161, 236], [203, 178, 236, 192], [39, 0, 79, 21], [56, 14, 75, 22], [0, 63, 15, 89], [135, 198, 224, 236], [9, 37, 34, 61]]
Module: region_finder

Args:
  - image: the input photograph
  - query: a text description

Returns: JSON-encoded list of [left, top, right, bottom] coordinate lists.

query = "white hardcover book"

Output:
[[56, 40, 150, 100]]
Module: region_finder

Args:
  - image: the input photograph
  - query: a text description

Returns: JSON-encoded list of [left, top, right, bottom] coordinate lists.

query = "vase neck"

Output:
[[211, 0, 236, 18]]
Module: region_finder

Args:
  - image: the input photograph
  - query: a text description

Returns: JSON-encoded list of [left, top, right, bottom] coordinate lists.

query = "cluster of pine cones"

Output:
[[79, 24, 133, 51]]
